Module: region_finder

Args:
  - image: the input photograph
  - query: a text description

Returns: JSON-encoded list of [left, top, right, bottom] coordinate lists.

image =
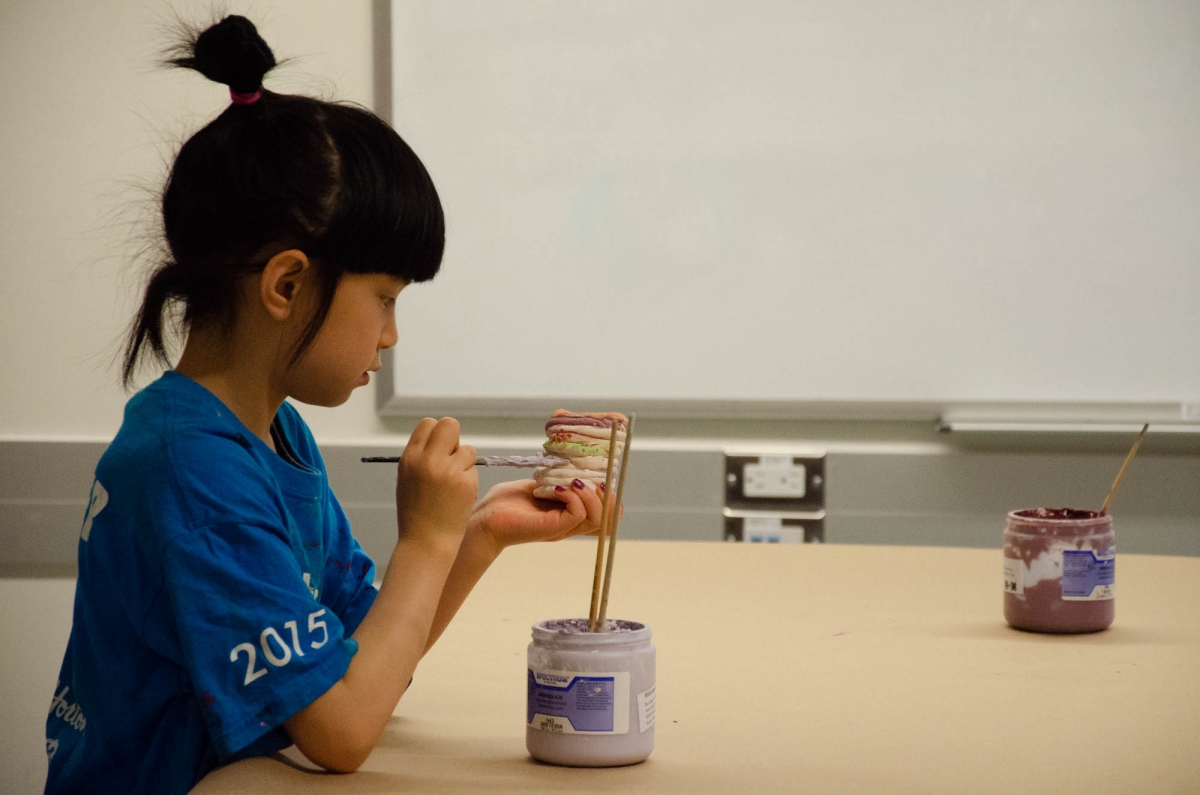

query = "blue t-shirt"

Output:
[[45, 371, 379, 794]]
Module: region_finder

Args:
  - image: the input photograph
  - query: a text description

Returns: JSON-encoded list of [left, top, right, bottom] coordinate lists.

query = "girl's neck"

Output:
[[174, 329, 285, 450]]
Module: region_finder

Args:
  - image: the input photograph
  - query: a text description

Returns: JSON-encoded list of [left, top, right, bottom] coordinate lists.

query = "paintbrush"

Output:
[[361, 454, 567, 467], [1099, 423, 1150, 514]]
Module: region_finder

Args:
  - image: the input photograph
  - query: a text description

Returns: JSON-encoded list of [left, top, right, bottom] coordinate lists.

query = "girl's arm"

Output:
[[423, 479, 607, 653], [283, 418, 477, 773]]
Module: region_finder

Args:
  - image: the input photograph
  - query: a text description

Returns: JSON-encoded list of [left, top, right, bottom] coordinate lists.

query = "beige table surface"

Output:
[[194, 540, 1200, 794]]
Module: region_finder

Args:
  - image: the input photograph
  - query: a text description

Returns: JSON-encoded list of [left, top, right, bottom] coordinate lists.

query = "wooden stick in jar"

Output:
[[1100, 423, 1150, 515], [596, 414, 635, 631], [588, 421, 621, 631]]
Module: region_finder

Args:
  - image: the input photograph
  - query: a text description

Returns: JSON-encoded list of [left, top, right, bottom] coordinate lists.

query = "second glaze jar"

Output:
[[1003, 508, 1115, 633]]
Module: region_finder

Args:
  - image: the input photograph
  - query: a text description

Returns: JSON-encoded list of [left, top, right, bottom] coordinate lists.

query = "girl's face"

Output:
[[284, 272, 405, 407]]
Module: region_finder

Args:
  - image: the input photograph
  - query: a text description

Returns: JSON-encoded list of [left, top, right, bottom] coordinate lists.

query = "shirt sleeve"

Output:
[[161, 521, 358, 759], [320, 491, 379, 636]]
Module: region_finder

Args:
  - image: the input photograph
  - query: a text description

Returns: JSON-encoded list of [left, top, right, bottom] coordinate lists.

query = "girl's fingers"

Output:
[[590, 492, 623, 539], [451, 443, 477, 471], [584, 485, 607, 529], [405, 417, 438, 454], [555, 485, 588, 527], [426, 417, 462, 455], [565, 479, 609, 535]]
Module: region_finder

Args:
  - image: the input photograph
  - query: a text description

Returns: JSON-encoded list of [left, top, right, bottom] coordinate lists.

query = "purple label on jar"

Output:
[[1061, 550, 1115, 600], [528, 669, 627, 733]]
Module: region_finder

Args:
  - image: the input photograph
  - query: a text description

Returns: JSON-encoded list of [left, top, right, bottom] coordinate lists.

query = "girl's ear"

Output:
[[260, 250, 311, 321]]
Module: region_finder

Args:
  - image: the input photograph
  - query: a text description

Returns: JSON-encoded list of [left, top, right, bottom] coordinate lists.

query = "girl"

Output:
[[44, 16, 607, 794]]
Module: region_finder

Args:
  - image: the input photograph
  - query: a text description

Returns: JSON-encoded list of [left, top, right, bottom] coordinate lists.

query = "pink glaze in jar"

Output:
[[526, 618, 655, 767], [1003, 508, 1115, 633]]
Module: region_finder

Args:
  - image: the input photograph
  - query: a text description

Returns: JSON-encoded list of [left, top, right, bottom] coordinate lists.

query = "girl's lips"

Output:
[[359, 372, 371, 385]]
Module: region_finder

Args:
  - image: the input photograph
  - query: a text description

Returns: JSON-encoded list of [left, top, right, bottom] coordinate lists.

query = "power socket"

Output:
[[725, 453, 825, 514], [743, 516, 804, 543], [743, 457, 806, 498], [724, 511, 824, 543]]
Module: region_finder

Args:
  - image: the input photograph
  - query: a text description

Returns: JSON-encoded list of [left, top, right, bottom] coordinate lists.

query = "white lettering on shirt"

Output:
[[80, 480, 109, 542], [229, 609, 330, 686], [48, 683, 87, 732]]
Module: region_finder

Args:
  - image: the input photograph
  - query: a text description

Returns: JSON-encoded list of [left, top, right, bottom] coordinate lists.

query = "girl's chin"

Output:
[[290, 385, 357, 409]]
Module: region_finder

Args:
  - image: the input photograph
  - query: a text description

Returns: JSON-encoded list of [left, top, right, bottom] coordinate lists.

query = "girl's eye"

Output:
[[382, 296, 395, 309]]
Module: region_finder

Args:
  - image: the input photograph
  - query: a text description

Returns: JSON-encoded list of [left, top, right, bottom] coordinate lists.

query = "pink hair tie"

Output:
[[229, 88, 262, 106]]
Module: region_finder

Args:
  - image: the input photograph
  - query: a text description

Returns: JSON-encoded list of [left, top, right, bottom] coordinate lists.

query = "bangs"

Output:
[[312, 104, 445, 283]]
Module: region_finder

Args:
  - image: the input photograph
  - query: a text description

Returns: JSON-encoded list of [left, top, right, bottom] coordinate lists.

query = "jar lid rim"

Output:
[[1007, 508, 1111, 524], [531, 618, 652, 644]]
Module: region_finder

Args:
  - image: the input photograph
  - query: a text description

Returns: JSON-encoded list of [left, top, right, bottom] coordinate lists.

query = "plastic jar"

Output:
[[1003, 508, 1115, 633], [526, 618, 655, 767]]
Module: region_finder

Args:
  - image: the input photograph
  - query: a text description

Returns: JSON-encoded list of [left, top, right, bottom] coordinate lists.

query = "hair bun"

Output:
[[170, 15, 276, 94]]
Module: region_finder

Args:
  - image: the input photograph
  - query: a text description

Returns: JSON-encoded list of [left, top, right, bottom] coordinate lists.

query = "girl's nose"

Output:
[[379, 313, 398, 350]]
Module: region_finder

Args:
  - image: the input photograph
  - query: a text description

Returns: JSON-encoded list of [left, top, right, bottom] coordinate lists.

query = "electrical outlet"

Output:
[[743, 458, 806, 498], [743, 516, 804, 543], [724, 510, 824, 543], [724, 453, 825, 513]]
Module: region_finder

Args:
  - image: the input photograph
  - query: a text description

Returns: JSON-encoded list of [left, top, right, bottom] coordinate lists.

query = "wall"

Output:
[[0, 0, 386, 442], [3, 0, 1198, 449], [2, 0, 1200, 566]]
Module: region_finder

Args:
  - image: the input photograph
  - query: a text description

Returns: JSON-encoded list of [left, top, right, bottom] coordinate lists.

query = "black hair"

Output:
[[122, 15, 444, 387]]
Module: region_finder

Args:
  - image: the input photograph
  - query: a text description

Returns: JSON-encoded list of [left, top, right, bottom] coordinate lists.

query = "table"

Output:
[[193, 541, 1200, 793]]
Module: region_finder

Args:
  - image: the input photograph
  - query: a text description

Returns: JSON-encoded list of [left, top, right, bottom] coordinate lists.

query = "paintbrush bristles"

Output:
[[597, 414, 635, 630], [588, 422, 621, 631], [1100, 423, 1150, 515]]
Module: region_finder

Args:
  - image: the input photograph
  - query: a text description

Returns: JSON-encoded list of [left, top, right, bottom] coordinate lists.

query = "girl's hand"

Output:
[[395, 417, 478, 547], [469, 479, 615, 551]]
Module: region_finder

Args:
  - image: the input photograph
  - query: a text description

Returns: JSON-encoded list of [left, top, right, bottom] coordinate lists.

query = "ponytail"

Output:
[[164, 15, 276, 96], [122, 265, 180, 385], [121, 261, 240, 387]]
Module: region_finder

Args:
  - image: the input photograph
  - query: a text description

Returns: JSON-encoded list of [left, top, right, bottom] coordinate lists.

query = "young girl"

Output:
[[44, 16, 607, 794]]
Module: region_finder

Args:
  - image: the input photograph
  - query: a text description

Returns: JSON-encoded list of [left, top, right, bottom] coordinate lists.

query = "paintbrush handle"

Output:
[[361, 454, 564, 467], [1100, 423, 1150, 514]]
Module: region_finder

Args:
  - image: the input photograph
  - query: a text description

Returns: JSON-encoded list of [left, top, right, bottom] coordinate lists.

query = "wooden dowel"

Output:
[[1100, 423, 1150, 515], [588, 421, 621, 631], [597, 414, 635, 630]]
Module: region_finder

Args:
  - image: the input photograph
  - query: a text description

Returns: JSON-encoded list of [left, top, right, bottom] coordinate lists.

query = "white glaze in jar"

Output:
[[526, 618, 655, 767]]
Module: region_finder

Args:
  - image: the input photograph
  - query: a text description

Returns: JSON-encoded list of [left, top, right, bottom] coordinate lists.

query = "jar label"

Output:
[[1002, 557, 1023, 595], [637, 685, 656, 733], [1061, 550, 1115, 600], [527, 669, 630, 734]]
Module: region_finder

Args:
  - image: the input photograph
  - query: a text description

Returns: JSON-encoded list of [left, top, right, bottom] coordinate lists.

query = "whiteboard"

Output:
[[384, 0, 1200, 421]]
